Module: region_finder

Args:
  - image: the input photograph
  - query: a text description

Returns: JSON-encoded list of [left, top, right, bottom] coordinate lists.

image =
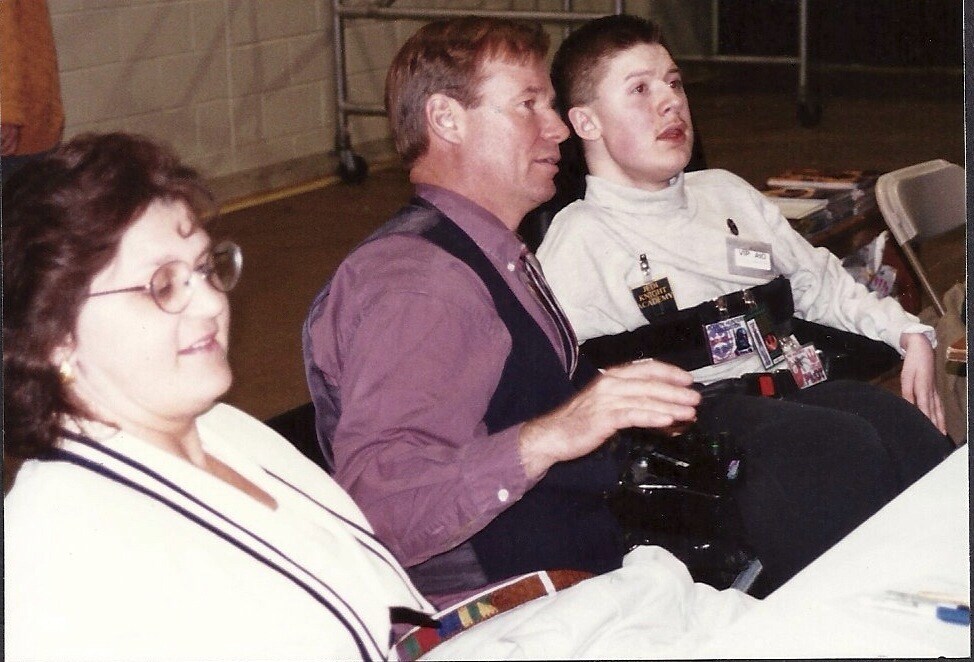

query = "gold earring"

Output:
[[58, 360, 75, 385]]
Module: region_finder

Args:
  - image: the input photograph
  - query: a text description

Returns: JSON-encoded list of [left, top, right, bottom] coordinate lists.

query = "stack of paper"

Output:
[[763, 195, 828, 219]]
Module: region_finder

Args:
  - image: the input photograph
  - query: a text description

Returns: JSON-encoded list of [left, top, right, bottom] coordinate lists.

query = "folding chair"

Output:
[[875, 159, 966, 317]]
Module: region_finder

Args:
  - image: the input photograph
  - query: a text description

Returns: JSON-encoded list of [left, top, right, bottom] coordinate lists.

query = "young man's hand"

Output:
[[900, 332, 946, 434], [518, 359, 700, 479]]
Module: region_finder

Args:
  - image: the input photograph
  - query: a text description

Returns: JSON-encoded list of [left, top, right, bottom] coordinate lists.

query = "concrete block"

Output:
[[117, 3, 193, 61], [230, 42, 290, 96], [51, 9, 120, 71]]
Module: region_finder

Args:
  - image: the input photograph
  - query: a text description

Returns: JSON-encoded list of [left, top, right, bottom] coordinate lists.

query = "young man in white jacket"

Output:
[[538, 13, 953, 595]]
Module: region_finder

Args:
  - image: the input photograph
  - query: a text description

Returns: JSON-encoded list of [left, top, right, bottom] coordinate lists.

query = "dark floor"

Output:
[[210, 63, 966, 421]]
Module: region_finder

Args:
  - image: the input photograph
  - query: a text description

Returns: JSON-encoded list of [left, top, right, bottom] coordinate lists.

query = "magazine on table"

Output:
[[764, 185, 876, 220], [766, 168, 880, 190]]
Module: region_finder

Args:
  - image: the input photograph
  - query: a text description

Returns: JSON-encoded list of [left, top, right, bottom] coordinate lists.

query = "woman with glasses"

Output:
[[3, 132, 431, 661]]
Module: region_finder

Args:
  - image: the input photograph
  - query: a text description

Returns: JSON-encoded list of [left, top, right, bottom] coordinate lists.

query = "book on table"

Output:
[[763, 185, 876, 219], [763, 191, 828, 220], [765, 168, 881, 190], [763, 168, 880, 238]]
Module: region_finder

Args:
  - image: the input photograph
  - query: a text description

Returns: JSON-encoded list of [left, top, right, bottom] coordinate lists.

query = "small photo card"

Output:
[[745, 307, 784, 369], [785, 343, 827, 389], [705, 315, 754, 365]]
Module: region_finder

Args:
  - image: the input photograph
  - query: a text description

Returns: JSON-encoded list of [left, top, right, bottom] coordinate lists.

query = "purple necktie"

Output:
[[520, 248, 579, 378]]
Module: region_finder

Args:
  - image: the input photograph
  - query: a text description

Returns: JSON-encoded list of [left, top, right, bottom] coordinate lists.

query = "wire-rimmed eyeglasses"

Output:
[[86, 240, 243, 314]]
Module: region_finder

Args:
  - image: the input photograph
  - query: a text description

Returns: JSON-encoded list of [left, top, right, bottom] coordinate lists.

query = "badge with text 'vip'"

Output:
[[726, 236, 773, 278]]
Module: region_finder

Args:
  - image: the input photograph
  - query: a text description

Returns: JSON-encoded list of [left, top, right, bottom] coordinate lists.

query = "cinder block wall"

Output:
[[48, 0, 708, 194], [52, 0, 337, 183]]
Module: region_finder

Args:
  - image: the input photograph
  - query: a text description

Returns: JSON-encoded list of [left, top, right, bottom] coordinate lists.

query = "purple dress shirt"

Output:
[[304, 185, 571, 574]]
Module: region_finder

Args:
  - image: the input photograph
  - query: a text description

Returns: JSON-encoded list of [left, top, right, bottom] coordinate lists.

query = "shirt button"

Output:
[[497, 488, 510, 502], [506, 262, 516, 272]]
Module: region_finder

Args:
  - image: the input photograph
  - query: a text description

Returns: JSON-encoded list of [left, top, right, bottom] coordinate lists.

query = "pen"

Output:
[[914, 590, 970, 604], [887, 590, 970, 616], [864, 591, 971, 625], [936, 605, 971, 625]]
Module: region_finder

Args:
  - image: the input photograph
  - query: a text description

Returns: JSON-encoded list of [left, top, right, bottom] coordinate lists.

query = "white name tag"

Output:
[[734, 246, 771, 271], [726, 237, 774, 277]]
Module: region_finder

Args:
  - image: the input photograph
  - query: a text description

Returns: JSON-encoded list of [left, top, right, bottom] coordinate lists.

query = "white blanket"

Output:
[[424, 546, 756, 660], [432, 447, 970, 660]]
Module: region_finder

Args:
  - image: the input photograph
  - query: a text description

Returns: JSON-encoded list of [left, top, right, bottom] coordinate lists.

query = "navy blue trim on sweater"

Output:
[[46, 431, 387, 661], [263, 466, 426, 605]]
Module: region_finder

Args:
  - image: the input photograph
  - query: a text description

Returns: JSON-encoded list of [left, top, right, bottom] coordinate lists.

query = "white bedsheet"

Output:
[[425, 445, 969, 660], [690, 443, 970, 659], [423, 545, 756, 660]]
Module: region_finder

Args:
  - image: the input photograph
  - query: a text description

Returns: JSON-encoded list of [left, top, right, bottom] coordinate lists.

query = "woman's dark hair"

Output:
[[2, 132, 216, 477]]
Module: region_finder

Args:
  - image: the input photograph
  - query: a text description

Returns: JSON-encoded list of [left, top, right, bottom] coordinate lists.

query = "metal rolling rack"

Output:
[[675, 0, 819, 127], [330, 0, 817, 183]]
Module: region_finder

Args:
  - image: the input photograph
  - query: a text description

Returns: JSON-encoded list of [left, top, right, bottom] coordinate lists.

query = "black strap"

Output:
[[389, 607, 440, 629], [695, 370, 799, 400], [581, 276, 795, 370]]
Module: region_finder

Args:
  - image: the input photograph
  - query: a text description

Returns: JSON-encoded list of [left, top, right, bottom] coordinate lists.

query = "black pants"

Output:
[[695, 379, 953, 596]]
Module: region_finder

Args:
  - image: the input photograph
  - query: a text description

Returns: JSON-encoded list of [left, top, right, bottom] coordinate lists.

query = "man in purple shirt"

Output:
[[303, 16, 699, 603]]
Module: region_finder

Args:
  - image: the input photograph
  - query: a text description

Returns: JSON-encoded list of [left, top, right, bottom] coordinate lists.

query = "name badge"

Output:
[[630, 253, 677, 322], [727, 236, 773, 277], [632, 278, 678, 321]]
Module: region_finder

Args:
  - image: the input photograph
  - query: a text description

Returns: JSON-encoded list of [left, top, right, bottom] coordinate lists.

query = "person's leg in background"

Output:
[[789, 380, 954, 487]]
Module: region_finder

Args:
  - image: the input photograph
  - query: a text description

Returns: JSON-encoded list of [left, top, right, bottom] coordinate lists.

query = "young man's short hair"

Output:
[[551, 14, 664, 111], [385, 17, 550, 168]]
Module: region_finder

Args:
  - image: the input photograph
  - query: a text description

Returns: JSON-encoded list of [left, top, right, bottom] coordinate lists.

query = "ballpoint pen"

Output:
[[863, 590, 971, 625]]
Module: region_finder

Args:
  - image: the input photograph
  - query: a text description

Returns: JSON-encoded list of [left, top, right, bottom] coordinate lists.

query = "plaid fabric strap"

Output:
[[394, 569, 592, 661]]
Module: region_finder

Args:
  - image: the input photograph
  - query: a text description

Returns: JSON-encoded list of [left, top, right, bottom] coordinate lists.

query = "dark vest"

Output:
[[304, 198, 626, 584]]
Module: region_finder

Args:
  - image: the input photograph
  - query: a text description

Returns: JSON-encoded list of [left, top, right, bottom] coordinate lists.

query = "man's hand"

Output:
[[1, 123, 21, 156], [900, 332, 946, 434], [518, 359, 700, 479]]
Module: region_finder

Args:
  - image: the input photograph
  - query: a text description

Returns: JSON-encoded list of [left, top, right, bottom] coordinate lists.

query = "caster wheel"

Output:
[[797, 100, 822, 128], [337, 152, 368, 184]]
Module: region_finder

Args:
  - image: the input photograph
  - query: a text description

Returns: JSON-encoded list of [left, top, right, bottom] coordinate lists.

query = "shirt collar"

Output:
[[583, 172, 688, 215], [415, 184, 526, 263]]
